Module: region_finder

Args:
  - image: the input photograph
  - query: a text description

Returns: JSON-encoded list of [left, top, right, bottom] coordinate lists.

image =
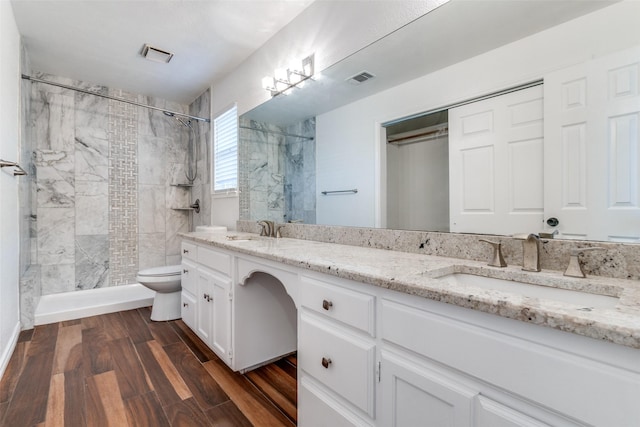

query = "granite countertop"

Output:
[[181, 231, 640, 349]]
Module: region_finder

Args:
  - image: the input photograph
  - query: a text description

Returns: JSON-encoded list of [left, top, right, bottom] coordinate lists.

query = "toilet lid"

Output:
[[138, 265, 181, 277]]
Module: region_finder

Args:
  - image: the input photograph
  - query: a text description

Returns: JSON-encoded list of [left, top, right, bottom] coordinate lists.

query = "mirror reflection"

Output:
[[239, 1, 640, 244]]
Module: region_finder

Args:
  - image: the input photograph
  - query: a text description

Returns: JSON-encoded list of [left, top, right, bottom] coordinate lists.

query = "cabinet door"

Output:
[[379, 350, 476, 427], [196, 268, 215, 344], [181, 291, 197, 330], [211, 273, 232, 365], [475, 396, 553, 427]]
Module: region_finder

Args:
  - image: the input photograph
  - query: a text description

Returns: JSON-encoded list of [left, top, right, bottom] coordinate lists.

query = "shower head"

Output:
[[176, 117, 193, 129]]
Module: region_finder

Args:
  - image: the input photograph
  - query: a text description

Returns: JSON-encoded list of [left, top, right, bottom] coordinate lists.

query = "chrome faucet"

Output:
[[514, 233, 541, 272], [564, 247, 605, 278], [479, 239, 507, 267]]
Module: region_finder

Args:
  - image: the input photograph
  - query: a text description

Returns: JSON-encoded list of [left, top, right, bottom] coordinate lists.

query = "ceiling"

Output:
[[243, 0, 617, 126], [10, 0, 314, 105]]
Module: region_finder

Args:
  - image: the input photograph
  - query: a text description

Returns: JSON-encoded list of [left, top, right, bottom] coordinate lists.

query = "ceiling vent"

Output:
[[347, 71, 375, 85], [141, 44, 174, 63]]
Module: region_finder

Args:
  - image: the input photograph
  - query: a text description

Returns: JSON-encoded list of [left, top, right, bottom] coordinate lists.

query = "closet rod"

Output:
[[239, 125, 314, 141], [21, 74, 211, 123]]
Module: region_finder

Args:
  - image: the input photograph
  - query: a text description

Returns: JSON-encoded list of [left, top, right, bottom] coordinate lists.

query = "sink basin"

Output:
[[438, 273, 619, 309]]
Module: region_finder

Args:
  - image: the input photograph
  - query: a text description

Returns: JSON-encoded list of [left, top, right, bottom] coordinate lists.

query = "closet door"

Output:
[[544, 46, 640, 242], [449, 85, 544, 235]]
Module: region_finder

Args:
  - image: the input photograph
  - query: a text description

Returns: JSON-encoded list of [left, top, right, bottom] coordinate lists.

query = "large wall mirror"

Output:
[[239, 0, 640, 244]]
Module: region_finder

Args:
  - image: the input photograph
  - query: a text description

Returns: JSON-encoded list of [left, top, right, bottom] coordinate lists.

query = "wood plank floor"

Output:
[[0, 307, 297, 427]]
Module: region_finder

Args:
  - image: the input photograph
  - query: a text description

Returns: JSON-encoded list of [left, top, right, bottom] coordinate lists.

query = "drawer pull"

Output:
[[183, 248, 189, 254], [321, 357, 332, 369], [322, 299, 333, 311]]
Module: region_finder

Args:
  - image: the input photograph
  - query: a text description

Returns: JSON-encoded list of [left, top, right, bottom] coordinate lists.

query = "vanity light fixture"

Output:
[[262, 54, 314, 97], [141, 44, 174, 63]]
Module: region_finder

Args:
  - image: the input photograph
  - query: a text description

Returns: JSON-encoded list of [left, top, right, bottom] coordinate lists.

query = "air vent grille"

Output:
[[347, 71, 375, 85]]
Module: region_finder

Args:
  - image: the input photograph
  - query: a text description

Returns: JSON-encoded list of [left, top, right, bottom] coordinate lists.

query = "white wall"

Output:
[[211, 0, 446, 117], [316, 1, 640, 227], [0, 0, 23, 377]]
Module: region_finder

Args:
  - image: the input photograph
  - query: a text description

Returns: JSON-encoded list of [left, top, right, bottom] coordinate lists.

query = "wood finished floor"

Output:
[[0, 307, 297, 427]]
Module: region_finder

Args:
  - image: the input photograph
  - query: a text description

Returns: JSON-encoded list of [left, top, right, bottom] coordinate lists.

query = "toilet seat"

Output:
[[137, 265, 181, 278]]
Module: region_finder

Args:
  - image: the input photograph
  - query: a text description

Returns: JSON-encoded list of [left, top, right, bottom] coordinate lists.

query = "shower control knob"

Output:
[[321, 357, 332, 369], [322, 300, 333, 311]]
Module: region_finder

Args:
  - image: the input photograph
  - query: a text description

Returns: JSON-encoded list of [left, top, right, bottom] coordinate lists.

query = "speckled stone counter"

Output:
[[181, 231, 640, 349]]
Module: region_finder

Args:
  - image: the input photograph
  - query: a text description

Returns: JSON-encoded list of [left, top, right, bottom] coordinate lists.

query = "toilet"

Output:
[[137, 265, 182, 321]]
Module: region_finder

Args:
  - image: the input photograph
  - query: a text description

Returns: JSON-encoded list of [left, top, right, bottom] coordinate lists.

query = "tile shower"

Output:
[[239, 117, 316, 224], [20, 72, 210, 328]]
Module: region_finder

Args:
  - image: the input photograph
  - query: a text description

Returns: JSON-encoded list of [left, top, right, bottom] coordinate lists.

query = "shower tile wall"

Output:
[[189, 89, 212, 229], [19, 46, 38, 329], [239, 117, 315, 223], [28, 72, 193, 302]]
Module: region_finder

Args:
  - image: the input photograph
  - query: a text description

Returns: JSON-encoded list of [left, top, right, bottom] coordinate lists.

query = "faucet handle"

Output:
[[564, 247, 605, 278], [479, 239, 507, 268]]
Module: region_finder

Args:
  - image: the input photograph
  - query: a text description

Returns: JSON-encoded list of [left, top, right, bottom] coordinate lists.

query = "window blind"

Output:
[[213, 104, 238, 193]]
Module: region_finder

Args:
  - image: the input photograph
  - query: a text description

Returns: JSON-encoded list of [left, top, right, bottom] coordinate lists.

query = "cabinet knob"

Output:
[[183, 249, 189, 254], [203, 293, 209, 300], [183, 302, 188, 307], [321, 357, 332, 369], [322, 299, 333, 311], [183, 269, 189, 274]]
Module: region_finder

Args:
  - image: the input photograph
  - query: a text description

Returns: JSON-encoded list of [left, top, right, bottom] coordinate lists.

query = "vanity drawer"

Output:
[[197, 246, 231, 276], [300, 275, 375, 336], [299, 313, 375, 417], [181, 241, 197, 261], [181, 259, 198, 294]]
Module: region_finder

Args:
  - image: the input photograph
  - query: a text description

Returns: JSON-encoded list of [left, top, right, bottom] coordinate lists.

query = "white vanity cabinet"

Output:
[[180, 237, 640, 427], [180, 242, 233, 366], [378, 292, 640, 427], [298, 274, 377, 426]]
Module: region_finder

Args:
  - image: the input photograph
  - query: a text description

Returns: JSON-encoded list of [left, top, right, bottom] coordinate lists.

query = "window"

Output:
[[212, 104, 238, 194]]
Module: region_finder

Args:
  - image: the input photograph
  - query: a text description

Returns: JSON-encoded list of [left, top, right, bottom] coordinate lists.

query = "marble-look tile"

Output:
[[41, 263, 75, 295], [166, 255, 182, 266], [75, 235, 109, 290], [35, 150, 74, 207], [19, 265, 40, 329], [75, 180, 108, 235], [75, 126, 109, 182], [139, 185, 166, 233], [31, 90, 75, 151], [75, 90, 109, 128], [166, 209, 190, 256], [138, 135, 166, 185], [139, 233, 166, 269], [37, 207, 75, 265], [166, 185, 190, 210]]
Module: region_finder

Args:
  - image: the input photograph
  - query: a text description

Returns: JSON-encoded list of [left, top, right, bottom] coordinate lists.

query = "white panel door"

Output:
[[449, 85, 544, 235], [544, 46, 640, 242]]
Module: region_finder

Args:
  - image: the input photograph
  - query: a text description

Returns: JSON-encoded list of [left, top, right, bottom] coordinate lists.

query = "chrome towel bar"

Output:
[[0, 159, 28, 176], [321, 189, 358, 195]]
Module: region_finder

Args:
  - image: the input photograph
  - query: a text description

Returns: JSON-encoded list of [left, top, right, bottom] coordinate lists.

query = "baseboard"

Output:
[[34, 284, 155, 325], [0, 320, 21, 381]]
